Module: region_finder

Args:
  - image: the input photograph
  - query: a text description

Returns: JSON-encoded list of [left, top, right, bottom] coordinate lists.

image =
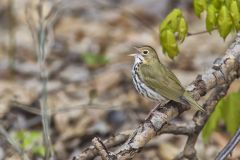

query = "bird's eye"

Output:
[[143, 50, 149, 54]]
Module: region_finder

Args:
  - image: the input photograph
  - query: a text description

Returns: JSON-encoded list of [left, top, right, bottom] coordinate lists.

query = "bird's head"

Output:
[[129, 46, 159, 63]]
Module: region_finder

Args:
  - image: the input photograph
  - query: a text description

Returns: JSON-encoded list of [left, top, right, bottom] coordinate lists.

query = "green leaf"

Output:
[[229, 0, 240, 30], [202, 91, 240, 141], [159, 9, 183, 58], [81, 52, 108, 69], [206, 4, 217, 32], [225, 0, 234, 8], [210, 0, 222, 9], [194, 0, 207, 17], [159, 9, 182, 33], [160, 29, 179, 59], [177, 17, 188, 42], [217, 5, 233, 39], [32, 145, 45, 157], [221, 92, 240, 136], [160, 30, 167, 53], [12, 130, 45, 157]]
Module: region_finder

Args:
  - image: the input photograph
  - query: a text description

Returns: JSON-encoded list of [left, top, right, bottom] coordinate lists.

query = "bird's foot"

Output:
[[145, 103, 161, 121], [144, 100, 170, 121]]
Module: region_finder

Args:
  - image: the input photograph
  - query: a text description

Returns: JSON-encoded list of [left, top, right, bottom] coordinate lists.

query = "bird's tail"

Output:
[[182, 91, 205, 112]]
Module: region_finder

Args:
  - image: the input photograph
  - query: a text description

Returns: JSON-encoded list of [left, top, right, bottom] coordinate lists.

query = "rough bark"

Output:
[[75, 33, 240, 160]]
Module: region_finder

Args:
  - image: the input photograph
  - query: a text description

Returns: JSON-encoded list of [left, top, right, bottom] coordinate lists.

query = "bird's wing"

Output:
[[163, 66, 182, 86], [139, 63, 184, 101]]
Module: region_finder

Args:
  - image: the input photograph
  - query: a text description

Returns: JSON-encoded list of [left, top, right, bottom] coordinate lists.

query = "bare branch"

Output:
[[75, 122, 192, 160], [159, 121, 194, 135], [174, 133, 199, 160], [215, 128, 240, 160], [75, 134, 129, 160], [92, 137, 117, 160], [176, 85, 230, 159], [25, 1, 62, 159], [0, 124, 30, 160], [187, 29, 214, 37], [114, 34, 240, 159], [76, 33, 240, 159]]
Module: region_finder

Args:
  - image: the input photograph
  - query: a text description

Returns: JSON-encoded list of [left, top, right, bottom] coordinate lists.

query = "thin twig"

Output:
[[92, 137, 117, 160], [7, 0, 16, 72], [0, 124, 30, 160], [10, 100, 122, 116], [215, 128, 240, 160], [26, 1, 61, 159], [38, 3, 53, 159], [187, 29, 217, 37]]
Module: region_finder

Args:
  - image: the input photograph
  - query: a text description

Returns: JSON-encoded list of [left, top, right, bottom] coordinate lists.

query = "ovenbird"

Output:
[[129, 46, 205, 112]]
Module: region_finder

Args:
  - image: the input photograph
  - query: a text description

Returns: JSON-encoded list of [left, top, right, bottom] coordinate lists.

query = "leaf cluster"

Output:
[[159, 0, 240, 58], [202, 0, 240, 38], [159, 9, 188, 59], [202, 91, 240, 141]]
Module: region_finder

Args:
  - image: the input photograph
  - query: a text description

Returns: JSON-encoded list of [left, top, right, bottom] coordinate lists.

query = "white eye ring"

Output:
[[143, 50, 149, 54]]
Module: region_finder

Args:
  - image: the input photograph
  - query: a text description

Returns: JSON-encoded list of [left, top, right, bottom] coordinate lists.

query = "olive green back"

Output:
[[138, 60, 185, 101]]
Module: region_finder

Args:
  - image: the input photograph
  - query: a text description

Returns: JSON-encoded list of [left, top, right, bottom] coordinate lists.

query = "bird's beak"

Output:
[[128, 47, 140, 56], [128, 53, 136, 57]]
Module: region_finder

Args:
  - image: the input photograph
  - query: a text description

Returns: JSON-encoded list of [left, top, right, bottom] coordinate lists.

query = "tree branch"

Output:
[[75, 122, 193, 160], [92, 137, 117, 160], [159, 121, 194, 135], [114, 34, 240, 160], [76, 33, 240, 160], [74, 134, 129, 160], [175, 85, 230, 160]]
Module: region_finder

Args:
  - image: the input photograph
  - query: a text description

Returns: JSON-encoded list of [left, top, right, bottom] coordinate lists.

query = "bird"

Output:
[[129, 46, 205, 112]]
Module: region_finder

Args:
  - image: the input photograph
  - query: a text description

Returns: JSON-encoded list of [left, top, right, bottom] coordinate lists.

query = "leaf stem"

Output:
[[187, 28, 217, 37], [187, 30, 208, 37]]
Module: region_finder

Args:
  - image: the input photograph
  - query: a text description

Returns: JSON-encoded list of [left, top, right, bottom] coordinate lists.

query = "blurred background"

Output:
[[0, 0, 239, 159]]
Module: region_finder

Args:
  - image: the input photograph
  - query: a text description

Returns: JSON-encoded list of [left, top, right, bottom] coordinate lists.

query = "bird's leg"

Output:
[[145, 103, 160, 120], [145, 100, 169, 121]]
